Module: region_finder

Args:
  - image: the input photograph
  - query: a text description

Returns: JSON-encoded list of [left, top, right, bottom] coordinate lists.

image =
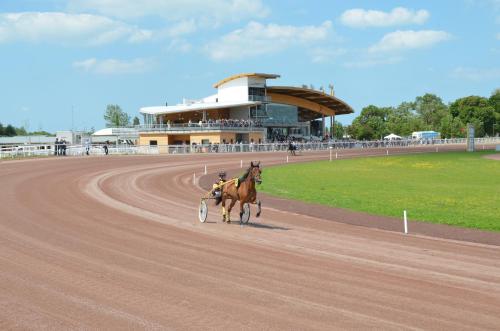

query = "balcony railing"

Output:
[[137, 123, 266, 132]]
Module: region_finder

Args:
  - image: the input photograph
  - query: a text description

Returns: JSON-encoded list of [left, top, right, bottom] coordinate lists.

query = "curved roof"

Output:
[[266, 86, 354, 116], [213, 73, 280, 88]]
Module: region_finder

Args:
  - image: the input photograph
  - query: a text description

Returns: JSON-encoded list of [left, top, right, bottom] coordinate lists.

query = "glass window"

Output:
[[265, 103, 298, 124]]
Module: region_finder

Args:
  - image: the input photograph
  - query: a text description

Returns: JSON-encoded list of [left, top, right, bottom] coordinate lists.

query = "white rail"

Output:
[[1, 137, 499, 159]]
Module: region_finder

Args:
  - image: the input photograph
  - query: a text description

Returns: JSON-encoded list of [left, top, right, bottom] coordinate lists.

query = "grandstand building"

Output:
[[138, 73, 353, 146]]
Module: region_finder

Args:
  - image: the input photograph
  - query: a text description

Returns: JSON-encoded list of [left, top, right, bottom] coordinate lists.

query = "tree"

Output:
[[449, 96, 495, 137], [414, 93, 448, 129], [132, 116, 140, 126], [0, 123, 4, 136], [30, 130, 54, 136], [330, 121, 344, 139], [440, 113, 464, 138], [349, 105, 390, 140], [386, 102, 425, 137], [4, 125, 16, 136], [489, 89, 500, 135], [104, 104, 130, 127], [15, 126, 27, 136]]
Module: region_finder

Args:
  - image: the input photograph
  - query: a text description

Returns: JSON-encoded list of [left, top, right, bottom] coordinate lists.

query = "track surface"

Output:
[[1, 147, 500, 330]]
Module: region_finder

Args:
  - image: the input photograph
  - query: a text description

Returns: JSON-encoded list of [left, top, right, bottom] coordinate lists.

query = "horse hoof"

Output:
[[256, 213, 261, 218], [227, 220, 231, 224]]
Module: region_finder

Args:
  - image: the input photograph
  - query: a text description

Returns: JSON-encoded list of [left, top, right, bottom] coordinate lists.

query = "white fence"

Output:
[[1, 137, 499, 159]]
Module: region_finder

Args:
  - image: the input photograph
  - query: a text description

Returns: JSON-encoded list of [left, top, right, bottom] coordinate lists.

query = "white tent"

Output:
[[384, 133, 402, 140]]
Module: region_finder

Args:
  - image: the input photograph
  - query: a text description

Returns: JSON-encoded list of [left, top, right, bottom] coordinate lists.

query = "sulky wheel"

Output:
[[240, 203, 250, 224], [199, 200, 208, 223]]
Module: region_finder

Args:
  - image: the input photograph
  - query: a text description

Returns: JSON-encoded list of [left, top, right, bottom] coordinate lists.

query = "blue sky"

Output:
[[0, 0, 499, 133]]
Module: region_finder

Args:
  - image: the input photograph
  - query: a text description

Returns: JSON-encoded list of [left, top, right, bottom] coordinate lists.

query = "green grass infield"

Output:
[[259, 151, 500, 231]]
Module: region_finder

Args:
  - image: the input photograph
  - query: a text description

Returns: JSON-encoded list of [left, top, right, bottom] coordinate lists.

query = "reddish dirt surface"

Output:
[[484, 152, 500, 161], [1, 146, 500, 330]]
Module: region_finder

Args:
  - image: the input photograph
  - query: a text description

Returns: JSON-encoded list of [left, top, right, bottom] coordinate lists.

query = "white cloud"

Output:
[[166, 39, 192, 53], [369, 30, 452, 52], [340, 7, 429, 28], [451, 66, 500, 81], [67, 0, 269, 25], [166, 19, 197, 37], [309, 47, 347, 63], [0, 12, 152, 45], [73, 57, 154, 74], [205, 21, 332, 61]]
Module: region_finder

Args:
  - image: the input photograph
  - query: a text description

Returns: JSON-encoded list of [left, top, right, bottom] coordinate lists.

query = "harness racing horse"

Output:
[[216, 161, 262, 224]]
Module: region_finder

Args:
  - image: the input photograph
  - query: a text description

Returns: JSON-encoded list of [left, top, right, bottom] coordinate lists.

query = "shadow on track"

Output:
[[241, 222, 289, 231]]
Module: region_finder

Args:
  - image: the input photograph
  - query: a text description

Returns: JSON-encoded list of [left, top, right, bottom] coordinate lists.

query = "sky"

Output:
[[0, 0, 499, 133]]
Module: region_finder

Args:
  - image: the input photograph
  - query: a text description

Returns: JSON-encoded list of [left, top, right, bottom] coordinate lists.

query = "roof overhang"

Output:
[[140, 101, 258, 116], [266, 86, 354, 117], [213, 73, 280, 88]]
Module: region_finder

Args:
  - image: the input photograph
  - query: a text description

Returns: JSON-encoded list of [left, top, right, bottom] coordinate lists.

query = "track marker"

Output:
[[204, 165, 207, 174], [386, 149, 389, 155], [240, 160, 243, 168], [329, 147, 332, 161], [403, 210, 408, 234], [286, 155, 289, 163], [193, 173, 196, 185], [336, 152, 338, 159]]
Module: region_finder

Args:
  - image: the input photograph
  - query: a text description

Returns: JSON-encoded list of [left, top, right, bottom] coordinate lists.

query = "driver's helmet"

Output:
[[218, 171, 227, 179]]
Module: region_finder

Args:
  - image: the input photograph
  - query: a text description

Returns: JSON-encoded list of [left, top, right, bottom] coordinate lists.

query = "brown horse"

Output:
[[216, 161, 262, 223]]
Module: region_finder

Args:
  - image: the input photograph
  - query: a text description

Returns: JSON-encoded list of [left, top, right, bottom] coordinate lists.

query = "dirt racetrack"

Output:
[[1, 146, 500, 330]]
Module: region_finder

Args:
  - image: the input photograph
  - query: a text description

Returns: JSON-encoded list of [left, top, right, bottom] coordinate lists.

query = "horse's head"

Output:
[[250, 161, 262, 184]]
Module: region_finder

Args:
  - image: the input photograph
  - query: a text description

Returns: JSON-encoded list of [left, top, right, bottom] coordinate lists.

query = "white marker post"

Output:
[[403, 210, 408, 234], [204, 165, 207, 175], [336, 152, 338, 159], [286, 155, 289, 163], [386, 149, 389, 155], [436, 146, 439, 153], [329, 147, 332, 161], [193, 173, 196, 185], [240, 160, 243, 168]]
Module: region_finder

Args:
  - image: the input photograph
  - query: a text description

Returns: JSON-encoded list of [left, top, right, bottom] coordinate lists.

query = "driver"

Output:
[[212, 171, 227, 203]]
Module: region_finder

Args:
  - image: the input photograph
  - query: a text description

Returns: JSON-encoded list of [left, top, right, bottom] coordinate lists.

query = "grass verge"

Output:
[[259, 151, 500, 231]]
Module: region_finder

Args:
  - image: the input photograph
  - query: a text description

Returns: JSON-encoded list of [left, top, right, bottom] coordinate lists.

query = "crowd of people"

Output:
[[184, 119, 263, 128]]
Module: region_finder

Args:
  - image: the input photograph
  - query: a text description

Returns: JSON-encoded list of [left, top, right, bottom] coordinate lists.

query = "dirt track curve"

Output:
[[1, 147, 500, 330]]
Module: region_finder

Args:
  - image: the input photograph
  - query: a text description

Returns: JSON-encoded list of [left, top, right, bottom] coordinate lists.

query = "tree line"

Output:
[[0, 123, 53, 137], [344, 89, 500, 140]]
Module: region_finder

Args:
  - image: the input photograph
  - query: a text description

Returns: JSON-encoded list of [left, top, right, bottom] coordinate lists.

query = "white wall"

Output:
[[202, 94, 218, 103], [217, 77, 248, 102]]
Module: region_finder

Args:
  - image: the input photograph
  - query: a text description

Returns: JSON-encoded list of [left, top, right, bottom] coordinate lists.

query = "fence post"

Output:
[[193, 173, 196, 185], [403, 210, 408, 234]]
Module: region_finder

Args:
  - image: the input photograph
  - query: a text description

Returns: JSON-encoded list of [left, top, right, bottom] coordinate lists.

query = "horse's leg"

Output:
[[256, 199, 262, 217], [221, 196, 226, 222], [227, 198, 237, 224], [239, 200, 245, 223]]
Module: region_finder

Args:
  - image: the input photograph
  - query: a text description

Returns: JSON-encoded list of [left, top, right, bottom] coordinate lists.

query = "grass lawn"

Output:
[[259, 151, 500, 231]]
